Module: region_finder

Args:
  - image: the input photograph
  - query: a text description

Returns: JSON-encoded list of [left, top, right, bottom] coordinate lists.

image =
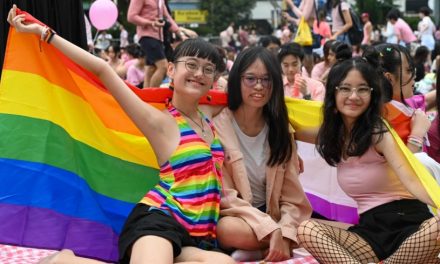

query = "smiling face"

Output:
[[168, 56, 216, 99], [335, 69, 371, 127], [280, 54, 301, 83], [240, 58, 272, 110]]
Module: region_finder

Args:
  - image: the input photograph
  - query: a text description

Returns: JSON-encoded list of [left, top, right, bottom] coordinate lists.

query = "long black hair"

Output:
[[228, 47, 293, 166], [368, 43, 415, 103], [317, 57, 386, 166]]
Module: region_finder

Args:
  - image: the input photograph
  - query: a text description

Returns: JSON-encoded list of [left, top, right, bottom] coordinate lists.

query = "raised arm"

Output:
[[8, 6, 170, 150]]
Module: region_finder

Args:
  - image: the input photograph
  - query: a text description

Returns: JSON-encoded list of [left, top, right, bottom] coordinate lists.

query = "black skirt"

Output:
[[348, 199, 433, 260]]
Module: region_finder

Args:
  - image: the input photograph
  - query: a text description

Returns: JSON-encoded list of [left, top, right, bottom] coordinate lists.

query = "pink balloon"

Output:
[[89, 0, 118, 30]]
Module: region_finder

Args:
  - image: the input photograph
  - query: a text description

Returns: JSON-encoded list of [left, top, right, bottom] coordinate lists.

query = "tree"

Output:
[[200, 0, 257, 35], [355, 0, 396, 26]]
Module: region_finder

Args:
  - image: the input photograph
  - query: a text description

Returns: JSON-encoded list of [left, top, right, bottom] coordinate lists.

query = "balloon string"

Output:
[[92, 30, 100, 55]]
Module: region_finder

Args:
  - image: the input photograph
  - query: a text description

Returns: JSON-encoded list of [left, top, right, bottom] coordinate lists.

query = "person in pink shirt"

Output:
[[297, 56, 440, 263], [278, 43, 325, 101], [126, 54, 146, 88], [311, 40, 335, 83], [127, 0, 184, 88], [361, 13, 373, 45], [386, 9, 416, 47], [313, 10, 332, 46]]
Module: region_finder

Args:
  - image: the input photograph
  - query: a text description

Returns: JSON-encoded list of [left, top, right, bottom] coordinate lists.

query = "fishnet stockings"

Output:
[[383, 216, 440, 264], [297, 220, 378, 264]]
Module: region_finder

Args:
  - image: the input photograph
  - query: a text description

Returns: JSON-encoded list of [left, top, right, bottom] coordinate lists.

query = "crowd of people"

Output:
[[4, 0, 440, 263]]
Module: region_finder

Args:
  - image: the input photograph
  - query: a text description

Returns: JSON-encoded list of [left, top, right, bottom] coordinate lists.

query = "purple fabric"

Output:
[[0, 203, 119, 262], [405, 94, 426, 111], [306, 193, 359, 224]]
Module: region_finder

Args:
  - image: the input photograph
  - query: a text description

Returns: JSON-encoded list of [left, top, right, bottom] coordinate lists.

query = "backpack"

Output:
[[338, 3, 363, 45]]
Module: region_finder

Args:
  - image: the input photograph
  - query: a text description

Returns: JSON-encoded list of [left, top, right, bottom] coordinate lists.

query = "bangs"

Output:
[[172, 39, 222, 69]]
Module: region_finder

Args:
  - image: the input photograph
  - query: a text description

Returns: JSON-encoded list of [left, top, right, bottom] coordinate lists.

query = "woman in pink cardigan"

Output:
[[214, 47, 312, 262]]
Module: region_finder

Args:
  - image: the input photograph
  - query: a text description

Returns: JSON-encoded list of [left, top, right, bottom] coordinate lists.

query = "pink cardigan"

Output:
[[213, 109, 312, 244], [127, 0, 179, 41]]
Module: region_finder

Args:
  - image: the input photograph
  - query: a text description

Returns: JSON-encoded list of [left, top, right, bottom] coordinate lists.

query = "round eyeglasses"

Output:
[[175, 59, 216, 77], [335, 86, 373, 98]]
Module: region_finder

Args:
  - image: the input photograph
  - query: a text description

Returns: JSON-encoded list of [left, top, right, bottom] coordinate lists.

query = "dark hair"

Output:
[[213, 45, 228, 74], [327, 0, 341, 9], [260, 35, 281, 48], [317, 57, 386, 166], [331, 41, 352, 62], [419, 6, 431, 16], [278, 42, 305, 62], [172, 38, 222, 71], [323, 40, 336, 63], [228, 47, 293, 166], [386, 9, 400, 21], [106, 44, 121, 54], [432, 41, 440, 62], [413, 45, 430, 64], [364, 43, 414, 103], [125, 43, 143, 58]]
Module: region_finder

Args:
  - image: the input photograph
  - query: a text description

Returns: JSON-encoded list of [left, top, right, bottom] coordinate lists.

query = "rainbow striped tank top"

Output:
[[140, 106, 224, 239]]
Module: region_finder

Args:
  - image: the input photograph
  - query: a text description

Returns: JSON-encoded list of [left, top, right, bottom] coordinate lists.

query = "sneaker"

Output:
[[230, 249, 263, 261]]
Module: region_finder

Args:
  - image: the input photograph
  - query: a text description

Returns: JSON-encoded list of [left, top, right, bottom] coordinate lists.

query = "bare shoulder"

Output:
[[373, 130, 393, 155]]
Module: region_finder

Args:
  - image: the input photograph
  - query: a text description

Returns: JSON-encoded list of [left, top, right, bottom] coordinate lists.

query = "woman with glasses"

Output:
[[213, 46, 312, 262], [297, 56, 440, 263], [7, 5, 235, 264]]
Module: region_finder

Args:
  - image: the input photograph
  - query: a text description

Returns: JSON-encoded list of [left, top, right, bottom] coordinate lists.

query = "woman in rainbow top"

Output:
[[7, 5, 234, 264]]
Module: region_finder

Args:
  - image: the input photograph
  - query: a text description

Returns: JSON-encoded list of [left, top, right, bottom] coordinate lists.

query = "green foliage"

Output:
[[200, 0, 257, 34], [403, 15, 420, 31], [355, 0, 396, 26]]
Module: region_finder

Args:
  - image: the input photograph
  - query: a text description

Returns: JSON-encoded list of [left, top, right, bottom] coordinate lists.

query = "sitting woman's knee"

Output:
[[297, 219, 319, 243]]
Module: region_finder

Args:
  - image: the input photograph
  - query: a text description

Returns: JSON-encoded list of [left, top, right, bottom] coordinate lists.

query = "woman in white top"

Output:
[[418, 7, 436, 51]]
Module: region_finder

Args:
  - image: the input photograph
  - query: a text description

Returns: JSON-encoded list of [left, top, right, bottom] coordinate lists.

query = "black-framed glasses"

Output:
[[336, 86, 373, 98], [175, 59, 216, 77], [241, 75, 271, 88]]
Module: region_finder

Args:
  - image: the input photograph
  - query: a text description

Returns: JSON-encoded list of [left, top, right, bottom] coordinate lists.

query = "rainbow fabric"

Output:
[[0, 28, 161, 262], [141, 107, 223, 238], [1, 16, 440, 263]]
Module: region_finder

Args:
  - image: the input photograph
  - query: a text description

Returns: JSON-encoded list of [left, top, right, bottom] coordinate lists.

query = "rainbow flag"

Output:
[[0, 27, 162, 261], [1, 13, 439, 263]]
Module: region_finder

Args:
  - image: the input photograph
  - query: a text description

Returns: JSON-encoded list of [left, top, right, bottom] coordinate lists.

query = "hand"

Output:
[[153, 19, 165, 28], [330, 35, 337, 41], [7, 5, 43, 35], [295, 76, 308, 97], [410, 109, 431, 138], [264, 229, 291, 262], [282, 12, 293, 22]]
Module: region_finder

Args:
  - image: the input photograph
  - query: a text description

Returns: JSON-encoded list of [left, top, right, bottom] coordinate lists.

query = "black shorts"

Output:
[[139, 36, 166, 65], [348, 199, 432, 260], [118, 203, 195, 263]]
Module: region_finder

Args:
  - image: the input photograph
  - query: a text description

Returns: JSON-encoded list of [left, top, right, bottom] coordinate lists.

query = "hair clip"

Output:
[[386, 47, 392, 52]]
